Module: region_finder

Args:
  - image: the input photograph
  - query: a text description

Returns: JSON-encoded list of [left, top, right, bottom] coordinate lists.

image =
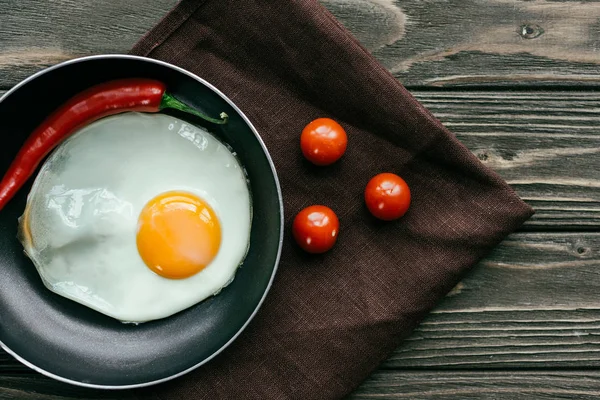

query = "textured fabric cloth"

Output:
[[130, 1, 534, 398]]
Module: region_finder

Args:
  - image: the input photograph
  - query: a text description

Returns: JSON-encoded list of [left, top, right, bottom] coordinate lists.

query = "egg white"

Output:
[[18, 112, 252, 323]]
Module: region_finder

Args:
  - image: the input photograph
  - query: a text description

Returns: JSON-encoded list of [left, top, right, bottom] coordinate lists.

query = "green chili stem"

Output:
[[160, 93, 229, 125]]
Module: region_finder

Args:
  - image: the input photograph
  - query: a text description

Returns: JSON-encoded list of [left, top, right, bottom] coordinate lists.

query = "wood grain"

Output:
[[390, 308, 600, 369], [351, 370, 600, 399], [415, 91, 600, 230], [385, 234, 600, 369], [0, 0, 178, 89], [353, 0, 600, 87], [2, 0, 600, 88]]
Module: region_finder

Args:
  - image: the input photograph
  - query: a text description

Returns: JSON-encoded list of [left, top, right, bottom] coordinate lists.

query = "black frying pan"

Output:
[[0, 55, 283, 388]]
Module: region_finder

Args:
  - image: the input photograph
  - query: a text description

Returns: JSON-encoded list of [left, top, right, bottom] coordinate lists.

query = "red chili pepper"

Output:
[[0, 78, 228, 211]]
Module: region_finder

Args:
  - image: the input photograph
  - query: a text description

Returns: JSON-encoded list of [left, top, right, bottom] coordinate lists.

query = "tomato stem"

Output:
[[160, 93, 229, 125]]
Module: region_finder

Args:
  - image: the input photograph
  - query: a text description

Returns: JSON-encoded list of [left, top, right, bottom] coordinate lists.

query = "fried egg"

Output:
[[18, 112, 251, 323]]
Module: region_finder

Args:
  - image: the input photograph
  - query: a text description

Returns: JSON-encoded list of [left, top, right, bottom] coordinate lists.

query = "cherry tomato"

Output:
[[365, 173, 411, 221], [292, 205, 339, 254], [300, 118, 348, 166]]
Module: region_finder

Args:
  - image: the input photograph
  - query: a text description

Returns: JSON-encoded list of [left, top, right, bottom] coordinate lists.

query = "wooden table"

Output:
[[1, 1, 599, 398]]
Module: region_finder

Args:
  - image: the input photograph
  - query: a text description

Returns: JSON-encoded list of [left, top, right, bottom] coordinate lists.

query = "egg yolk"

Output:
[[136, 191, 221, 279]]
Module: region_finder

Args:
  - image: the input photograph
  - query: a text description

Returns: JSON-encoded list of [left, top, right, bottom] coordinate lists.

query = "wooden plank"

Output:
[[415, 91, 600, 230], [0, 0, 178, 89], [2, 89, 598, 229], [1, 232, 599, 373], [328, 0, 600, 88], [386, 232, 600, 369], [2, 0, 600, 88], [350, 370, 600, 399]]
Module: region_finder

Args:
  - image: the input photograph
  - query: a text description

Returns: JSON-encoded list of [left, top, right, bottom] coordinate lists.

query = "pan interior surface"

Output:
[[0, 55, 282, 388]]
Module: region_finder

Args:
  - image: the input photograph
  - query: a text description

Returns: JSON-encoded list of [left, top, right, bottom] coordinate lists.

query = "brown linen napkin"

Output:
[[130, 0, 534, 398]]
